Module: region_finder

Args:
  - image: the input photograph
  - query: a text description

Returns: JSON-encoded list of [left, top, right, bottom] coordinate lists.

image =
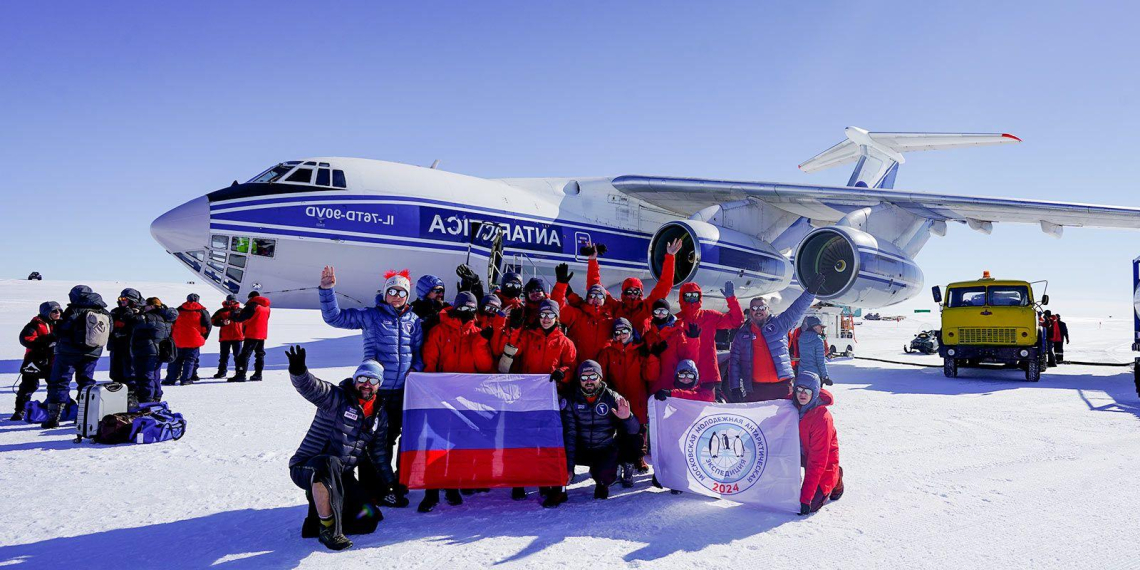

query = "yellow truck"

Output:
[[932, 272, 1049, 381]]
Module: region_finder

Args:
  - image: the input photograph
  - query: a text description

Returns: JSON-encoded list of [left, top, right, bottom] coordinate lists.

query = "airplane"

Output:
[[150, 127, 1140, 312]]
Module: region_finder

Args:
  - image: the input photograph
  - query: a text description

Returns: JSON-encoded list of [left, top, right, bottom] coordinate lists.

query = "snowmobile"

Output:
[[904, 330, 940, 354]]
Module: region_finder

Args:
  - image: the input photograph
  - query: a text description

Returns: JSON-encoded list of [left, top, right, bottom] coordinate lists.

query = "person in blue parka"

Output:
[[317, 265, 422, 508], [725, 287, 816, 402], [796, 316, 832, 386]]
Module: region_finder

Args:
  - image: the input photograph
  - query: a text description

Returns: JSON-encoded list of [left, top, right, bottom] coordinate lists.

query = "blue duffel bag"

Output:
[[128, 402, 186, 444], [24, 400, 78, 424]]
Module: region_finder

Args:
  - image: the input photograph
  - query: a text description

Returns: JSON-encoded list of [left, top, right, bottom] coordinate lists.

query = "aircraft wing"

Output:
[[610, 175, 1140, 231]]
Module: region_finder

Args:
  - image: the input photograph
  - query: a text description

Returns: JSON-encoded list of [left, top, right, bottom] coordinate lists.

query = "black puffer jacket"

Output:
[[130, 306, 177, 358], [561, 383, 640, 467], [110, 305, 142, 350], [289, 371, 394, 484], [55, 286, 111, 358]]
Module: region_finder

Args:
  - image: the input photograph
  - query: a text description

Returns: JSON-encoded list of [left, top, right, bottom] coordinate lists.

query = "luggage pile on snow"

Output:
[[70, 382, 186, 445]]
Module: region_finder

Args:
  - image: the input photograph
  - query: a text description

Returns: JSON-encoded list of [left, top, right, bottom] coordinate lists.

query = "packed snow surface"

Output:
[[1, 280, 1138, 569]]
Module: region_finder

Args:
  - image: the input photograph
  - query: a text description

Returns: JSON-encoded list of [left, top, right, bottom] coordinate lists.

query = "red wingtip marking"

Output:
[[1001, 133, 1022, 142]]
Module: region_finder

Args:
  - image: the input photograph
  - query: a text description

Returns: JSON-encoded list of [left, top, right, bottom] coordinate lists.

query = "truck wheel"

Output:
[[944, 358, 958, 378], [1026, 358, 1041, 382], [843, 348, 853, 357]]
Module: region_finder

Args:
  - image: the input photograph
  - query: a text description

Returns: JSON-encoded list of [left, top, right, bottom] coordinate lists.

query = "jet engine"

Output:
[[793, 226, 923, 307], [647, 220, 792, 296]]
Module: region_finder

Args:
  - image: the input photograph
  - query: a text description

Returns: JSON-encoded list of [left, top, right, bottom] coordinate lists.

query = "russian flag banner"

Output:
[[399, 373, 567, 489]]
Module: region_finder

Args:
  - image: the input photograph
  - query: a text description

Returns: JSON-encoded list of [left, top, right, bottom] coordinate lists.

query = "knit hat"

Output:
[[802, 316, 823, 331], [577, 359, 603, 378], [119, 288, 143, 303], [652, 298, 671, 312], [587, 284, 607, 298], [612, 318, 633, 334], [482, 294, 502, 309], [453, 291, 478, 308], [524, 277, 550, 295], [793, 371, 823, 418], [383, 270, 412, 294], [354, 360, 385, 382], [225, 294, 238, 303], [186, 293, 200, 303], [247, 291, 261, 299], [38, 301, 61, 319], [538, 299, 560, 315], [416, 275, 445, 300]]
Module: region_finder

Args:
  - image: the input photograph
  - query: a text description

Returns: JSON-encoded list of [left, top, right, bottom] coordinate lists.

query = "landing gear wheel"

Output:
[[1026, 358, 1041, 382], [829, 345, 837, 356], [943, 357, 958, 378]]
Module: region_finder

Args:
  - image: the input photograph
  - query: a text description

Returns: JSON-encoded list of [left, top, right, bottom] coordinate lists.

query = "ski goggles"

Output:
[[538, 311, 558, 320], [613, 327, 632, 337], [117, 296, 134, 303], [526, 290, 546, 298], [587, 292, 606, 300], [355, 375, 381, 386], [676, 371, 697, 380], [579, 372, 601, 382], [454, 305, 477, 313], [502, 283, 523, 292], [429, 287, 445, 295], [652, 308, 670, 317], [682, 292, 701, 302], [385, 288, 408, 298], [483, 306, 500, 314], [794, 386, 814, 396], [622, 288, 643, 297]]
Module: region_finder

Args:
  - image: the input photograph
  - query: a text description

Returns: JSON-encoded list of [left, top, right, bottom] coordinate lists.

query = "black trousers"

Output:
[[108, 345, 134, 384], [571, 445, 621, 487], [14, 357, 49, 412], [1053, 341, 1064, 363], [290, 455, 382, 538], [618, 426, 647, 464], [235, 339, 266, 377], [217, 340, 242, 373]]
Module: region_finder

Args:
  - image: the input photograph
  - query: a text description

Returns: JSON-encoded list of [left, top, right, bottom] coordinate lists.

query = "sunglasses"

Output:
[[430, 287, 445, 295], [682, 292, 701, 302], [652, 308, 669, 316], [503, 283, 522, 291], [117, 297, 132, 303], [386, 288, 408, 298], [623, 288, 643, 296], [355, 376, 381, 386], [794, 386, 813, 395], [527, 290, 546, 297], [613, 328, 632, 336], [454, 305, 476, 313], [50, 309, 62, 314], [539, 311, 557, 320], [579, 373, 600, 382], [483, 306, 500, 313], [677, 372, 696, 380], [588, 292, 606, 299]]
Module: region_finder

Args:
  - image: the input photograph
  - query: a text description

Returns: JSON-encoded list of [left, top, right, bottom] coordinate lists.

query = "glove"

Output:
[[507, 308, 525, 329], [285, 345, 307, 376], [798, 503, 811, 516], [550, 369, 565, 383], [821, 376, 833, 386], [650, 341, 668, 357], [807, 274, 827, 295], [685, 322, 701, 339], [456, 263, 479, 284], [654, 389, 671, 401], [721, 281, 735, 299], [595, 243, 607, 256], [637, 343, 651, 358], [555, 263, 574, 284], [480, 326, 494, 340], [579, 243, 595, 257]]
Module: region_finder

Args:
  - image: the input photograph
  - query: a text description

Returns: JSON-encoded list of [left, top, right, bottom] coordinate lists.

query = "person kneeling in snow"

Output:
[[544, 360, 640, 508], [286, 347, 392, 551], [792, 371, 844, 515]]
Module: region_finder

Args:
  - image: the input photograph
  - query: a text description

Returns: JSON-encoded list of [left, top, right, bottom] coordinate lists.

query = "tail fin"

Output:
[[798, 126, 1021, 189]]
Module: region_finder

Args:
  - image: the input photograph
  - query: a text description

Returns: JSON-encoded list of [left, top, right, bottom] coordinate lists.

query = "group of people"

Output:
[[1041, 311, 1070, 366], [290, 241, 844, 551], [12, 286, 271, 428]]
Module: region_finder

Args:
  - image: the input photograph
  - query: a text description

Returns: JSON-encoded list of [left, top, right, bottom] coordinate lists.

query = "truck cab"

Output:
[[932, 272, 1048, 381]]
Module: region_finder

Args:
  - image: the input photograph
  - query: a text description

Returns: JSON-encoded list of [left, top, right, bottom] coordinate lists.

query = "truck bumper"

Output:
[[939, 345, 1038, 362]]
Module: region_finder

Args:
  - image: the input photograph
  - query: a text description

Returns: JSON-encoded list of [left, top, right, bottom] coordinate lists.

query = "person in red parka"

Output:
[[675, 281, 744, 400], [211, 294, 245, 379], [231, 291, 271, 382], [581, 240, 681, 327], [167, 293, 212, 386], [596, 317, 663, 482], [499, 298, 577, 501], [12, 301, 61, 420], [642, 299, 702, 395], [793, 371, 843, 515], [552, 263, 614, 367], [418, 291, 494, 513], [476, 294, 507, 359]]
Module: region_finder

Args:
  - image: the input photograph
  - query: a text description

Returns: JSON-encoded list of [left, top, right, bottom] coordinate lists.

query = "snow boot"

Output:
[[161, 379, 177, 386], [378, 488, 410, 508], [40, 403, 62, 429], [636, 458, 650, 473], [594, 484, 610, 500], [417, 490, 439, 513], [127, 392, 140, 411], [10, 409, 25, 422], [318, 525, 353, 551], [620, 463, 635, 488], [651, 475, 663, 489], [213, 369, 227, 379], [511, 487, 527, 501], [541, 488, 568, 508], [249, 375, 263, 382], [228, 374, 247, 383], [460, 489, 476, 496], [444, 489, 463, 506], [180, 377, 197, 386]]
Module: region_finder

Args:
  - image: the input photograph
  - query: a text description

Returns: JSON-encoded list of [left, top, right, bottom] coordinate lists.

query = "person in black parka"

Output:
[[43, 285, 112, 428], [109, 288, 144, 386], [130, 297, 178, 404]]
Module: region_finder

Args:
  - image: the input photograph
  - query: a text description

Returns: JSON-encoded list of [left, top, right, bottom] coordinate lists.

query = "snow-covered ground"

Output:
[[1, 279, 1138, 569]]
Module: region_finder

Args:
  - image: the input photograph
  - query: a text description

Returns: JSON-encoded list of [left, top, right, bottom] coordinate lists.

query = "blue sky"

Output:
[[2, 2, 1138, 316]]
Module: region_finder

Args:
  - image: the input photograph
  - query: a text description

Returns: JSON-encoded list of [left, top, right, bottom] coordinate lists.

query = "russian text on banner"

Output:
[[649, 397, 801, 511], [400, 373, 567, 489]]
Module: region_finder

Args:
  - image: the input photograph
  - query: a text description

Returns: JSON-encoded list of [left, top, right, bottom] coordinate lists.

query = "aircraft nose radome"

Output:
[[151, 195, 210, 253]]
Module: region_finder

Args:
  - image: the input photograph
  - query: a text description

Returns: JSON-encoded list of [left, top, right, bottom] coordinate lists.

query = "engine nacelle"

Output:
[[793, 226, 923, 307], [648, 220, 792, 295]]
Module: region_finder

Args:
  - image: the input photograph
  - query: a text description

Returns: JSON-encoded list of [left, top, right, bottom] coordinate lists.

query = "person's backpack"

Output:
[[129, 402, 186, 444], [80, 311, 112, 348], [158, 337, 176, 363]]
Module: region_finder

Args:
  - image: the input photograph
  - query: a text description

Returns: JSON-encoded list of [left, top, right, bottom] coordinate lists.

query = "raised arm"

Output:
[[647, 239, 682, 303], [318, 287, 367, 330], [767, 288, 816, 337], [286, 346, 340, 410]]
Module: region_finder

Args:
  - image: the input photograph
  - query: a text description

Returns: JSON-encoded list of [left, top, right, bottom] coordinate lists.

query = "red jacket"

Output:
[[20, 316, 55, 359], [799, 389, 840, 504], [424, 309, 494, 373], [475, 310, 507, 358], [596, 340, 660, 424], [506, 325, 577, 385], [641, 318, 701, 394], [666, 385, 710, 401], [551, 282, 614, 366], [172, 301, 212, 349], [676, 282, 744, 386], [211, 304, 245, 342], [587, 254, 675, 328], [238, 296, 271, 340]]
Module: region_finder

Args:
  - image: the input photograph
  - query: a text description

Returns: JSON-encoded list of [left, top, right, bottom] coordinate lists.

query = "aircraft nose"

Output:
[[151, 195, 210, 253]]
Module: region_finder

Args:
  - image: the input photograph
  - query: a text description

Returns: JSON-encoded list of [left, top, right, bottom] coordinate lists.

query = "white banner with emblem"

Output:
[[649, 397, 801, 512]]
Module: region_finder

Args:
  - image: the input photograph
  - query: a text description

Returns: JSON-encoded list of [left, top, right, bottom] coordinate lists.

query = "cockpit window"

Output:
[[285, 168, 314, 184], [333, 170, 347, 188], [316, 168, 330, 186], [248, 164, 294, 184]]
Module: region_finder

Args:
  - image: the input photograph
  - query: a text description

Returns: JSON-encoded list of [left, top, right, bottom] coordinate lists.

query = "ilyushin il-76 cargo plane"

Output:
[[150, 127, 1140, 311]]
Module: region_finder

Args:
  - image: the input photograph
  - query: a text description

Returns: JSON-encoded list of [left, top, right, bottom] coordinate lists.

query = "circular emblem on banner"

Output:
[[682, 414, 767, 495]]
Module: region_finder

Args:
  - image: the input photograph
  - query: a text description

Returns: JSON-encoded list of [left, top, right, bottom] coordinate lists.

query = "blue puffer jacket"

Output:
[[797, 329, 830, 380], [319, 287, 423, 390], [726, 288, 815, 395]]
